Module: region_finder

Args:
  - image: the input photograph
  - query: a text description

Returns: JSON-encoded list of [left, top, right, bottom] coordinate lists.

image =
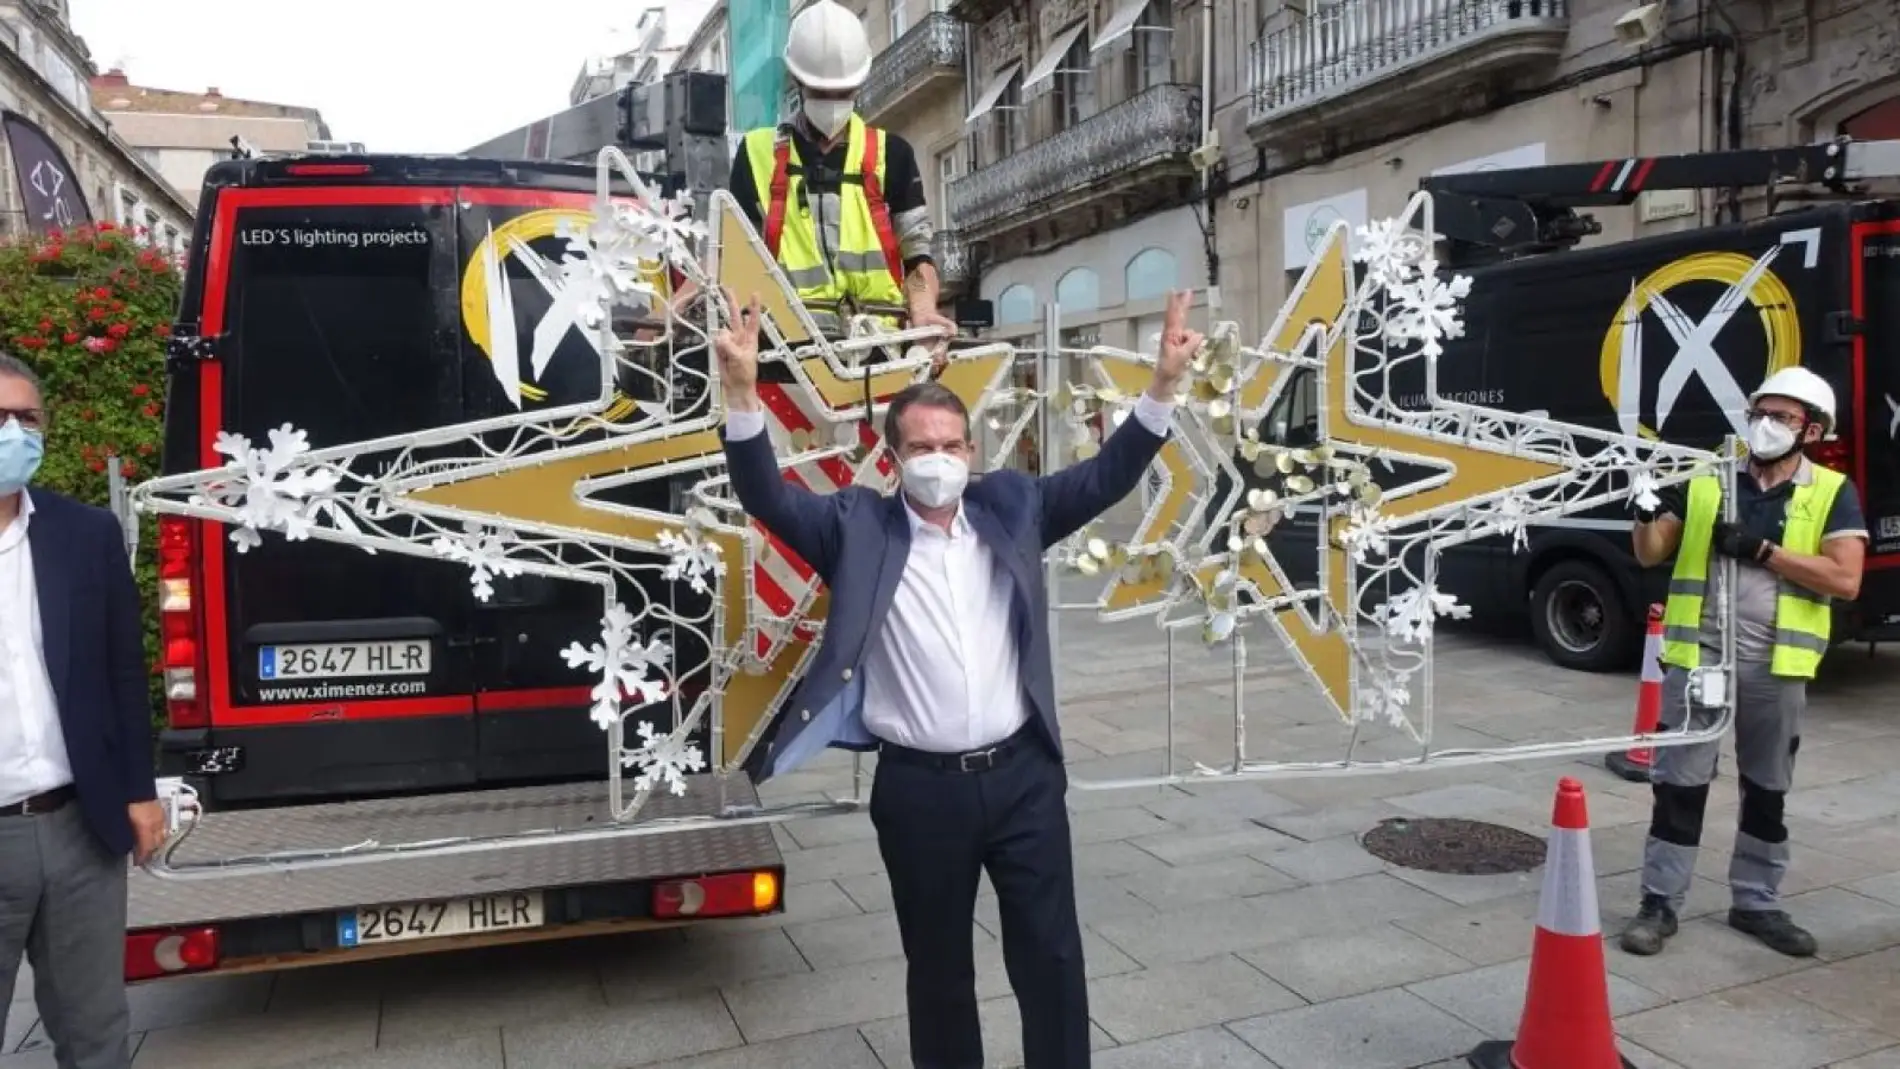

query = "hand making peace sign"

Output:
[[1148, 289, 1202, 402]]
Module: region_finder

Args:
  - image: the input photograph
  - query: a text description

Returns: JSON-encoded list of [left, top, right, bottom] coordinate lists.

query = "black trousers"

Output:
[[869, 724, 1090, 1069]]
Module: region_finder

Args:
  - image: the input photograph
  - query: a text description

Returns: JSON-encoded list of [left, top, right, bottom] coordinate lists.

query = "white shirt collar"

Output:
[[0, 488, 32, 549], [901, 494, 972, 539]]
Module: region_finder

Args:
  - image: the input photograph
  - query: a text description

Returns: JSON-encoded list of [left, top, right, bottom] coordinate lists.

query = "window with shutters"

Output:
[[1053, 30, 1095, 130]]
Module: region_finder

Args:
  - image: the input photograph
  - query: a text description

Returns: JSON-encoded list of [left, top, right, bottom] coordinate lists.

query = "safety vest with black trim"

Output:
[[1659, 465, 1845, 679], [742, 115, 907, 328]]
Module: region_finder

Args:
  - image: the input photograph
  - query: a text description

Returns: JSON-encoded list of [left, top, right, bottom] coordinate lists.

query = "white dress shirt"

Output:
[[0, 490, 75, 807], [726, 393, 1175, 754]]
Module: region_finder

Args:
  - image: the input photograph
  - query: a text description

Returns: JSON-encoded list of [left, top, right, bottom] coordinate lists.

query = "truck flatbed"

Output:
[[130, 776, 779, 930]]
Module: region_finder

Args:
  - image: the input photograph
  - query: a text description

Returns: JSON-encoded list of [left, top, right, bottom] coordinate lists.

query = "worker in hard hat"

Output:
[[1619, 366, 1867, 960], [727, 0, 958, 364]]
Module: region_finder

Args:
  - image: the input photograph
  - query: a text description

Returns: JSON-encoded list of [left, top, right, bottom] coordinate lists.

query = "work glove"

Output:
[[1711, 520, 1774, 564], [1634, 484, 1684, 524]]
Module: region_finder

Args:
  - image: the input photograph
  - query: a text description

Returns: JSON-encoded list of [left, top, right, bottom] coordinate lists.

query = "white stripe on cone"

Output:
[[1534, 827, 1602, 938], [1639, 616, 1665, 685]]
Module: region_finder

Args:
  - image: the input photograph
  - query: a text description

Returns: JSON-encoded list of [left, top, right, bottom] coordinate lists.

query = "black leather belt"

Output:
[[878, 722, 1038, 774], [0, 784, 75, 818]]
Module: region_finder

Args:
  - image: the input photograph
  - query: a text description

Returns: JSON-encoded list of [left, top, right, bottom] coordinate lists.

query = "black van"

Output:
[[155, 154, 705, 803], [1231, 200, 1900, 671]]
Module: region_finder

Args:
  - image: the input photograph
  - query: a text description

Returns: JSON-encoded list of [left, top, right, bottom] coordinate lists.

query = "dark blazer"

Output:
[[724, 411, 1169, 782], [26, 488, 157, 856]]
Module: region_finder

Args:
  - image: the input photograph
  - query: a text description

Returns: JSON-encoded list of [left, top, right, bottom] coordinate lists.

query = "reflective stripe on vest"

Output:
[[744, 115, 906, 323], [1659, 466, 1845, 679]]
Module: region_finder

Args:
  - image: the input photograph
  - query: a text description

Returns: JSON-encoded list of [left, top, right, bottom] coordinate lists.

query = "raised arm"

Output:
[[717, 292, 851, 577], [1037, 289, 1200, 547]]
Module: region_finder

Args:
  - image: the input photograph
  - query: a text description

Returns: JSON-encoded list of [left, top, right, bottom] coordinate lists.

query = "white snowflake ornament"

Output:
[[659, 527, 723, 595], [560, 602, 672, 729], [1378, 585, 1471, 645], [1385, 259, 1473, 359], [430, 521, 524, 601], [191, 424, 346, 553], [623, 720, 707, 797]]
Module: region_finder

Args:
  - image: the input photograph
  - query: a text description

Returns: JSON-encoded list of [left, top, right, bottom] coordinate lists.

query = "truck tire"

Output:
[[1530, 558, 1635, 672]]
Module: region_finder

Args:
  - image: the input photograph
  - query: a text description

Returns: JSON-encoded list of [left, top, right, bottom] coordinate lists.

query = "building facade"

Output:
[[0, 0, 192, 252], [853, 0, 1212, 333], [1207, 0, 1900, 330], [90, 70, 334, 210]]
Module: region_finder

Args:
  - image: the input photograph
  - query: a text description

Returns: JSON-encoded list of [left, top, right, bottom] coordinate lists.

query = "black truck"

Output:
[[1241, 138, 1900, 672]]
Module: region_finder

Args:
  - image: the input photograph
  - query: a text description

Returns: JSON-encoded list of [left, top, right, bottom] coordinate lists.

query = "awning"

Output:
[[966, 61, 1023, 123], [1022, 20, 1088, 91], [1094, 0, 1151, 50]]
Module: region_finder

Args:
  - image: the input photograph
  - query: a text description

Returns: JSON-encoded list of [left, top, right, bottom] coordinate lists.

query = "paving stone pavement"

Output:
[[5, 602, 1899, 1069]]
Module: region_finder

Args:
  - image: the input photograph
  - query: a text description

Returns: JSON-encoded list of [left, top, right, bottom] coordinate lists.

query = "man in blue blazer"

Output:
[[716, 293, 1200, 1068], [0, 352, 164, 1069]]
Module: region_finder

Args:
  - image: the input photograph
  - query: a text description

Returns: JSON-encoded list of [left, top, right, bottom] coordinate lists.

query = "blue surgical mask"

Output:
[[0, 417, 45, 495]]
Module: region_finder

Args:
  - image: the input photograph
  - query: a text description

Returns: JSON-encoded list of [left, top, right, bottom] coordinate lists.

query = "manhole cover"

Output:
[[1361, 817, 1546, 875]]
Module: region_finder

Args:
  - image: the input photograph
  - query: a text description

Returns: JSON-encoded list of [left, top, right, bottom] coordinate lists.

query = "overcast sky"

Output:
[[69, 0, 670, 154]]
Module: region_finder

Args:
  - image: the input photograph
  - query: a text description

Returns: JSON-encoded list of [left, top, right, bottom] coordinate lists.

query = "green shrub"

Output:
[[1, 221, 182, 723]]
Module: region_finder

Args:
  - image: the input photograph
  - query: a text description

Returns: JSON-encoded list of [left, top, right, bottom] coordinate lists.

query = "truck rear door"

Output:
[[205, 186, 479, 800], [1854, 219, 1900, 609], [449, 187, 651, 783]]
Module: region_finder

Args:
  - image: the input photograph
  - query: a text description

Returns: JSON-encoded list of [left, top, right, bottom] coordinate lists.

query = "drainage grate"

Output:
[[1360, 817, 1546, 875]]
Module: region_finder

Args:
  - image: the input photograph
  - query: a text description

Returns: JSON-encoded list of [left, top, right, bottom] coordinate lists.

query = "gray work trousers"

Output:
[[0, 800, 133, 1069], [1641, 661, 1804, 914]]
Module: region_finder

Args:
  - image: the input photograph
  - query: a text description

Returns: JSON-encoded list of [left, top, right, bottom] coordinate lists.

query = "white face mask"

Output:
[[900, 451, 969, 509], [802, 98, 853, 140], [1746, 415, 1799, 461]]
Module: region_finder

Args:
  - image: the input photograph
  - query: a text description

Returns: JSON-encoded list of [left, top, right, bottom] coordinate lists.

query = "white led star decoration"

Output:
[[128, 153, 1748, 880], [1049, 190, 1744, 784]]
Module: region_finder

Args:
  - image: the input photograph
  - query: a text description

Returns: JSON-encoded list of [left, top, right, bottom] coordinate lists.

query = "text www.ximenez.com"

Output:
[[256, 680, 428, 702]]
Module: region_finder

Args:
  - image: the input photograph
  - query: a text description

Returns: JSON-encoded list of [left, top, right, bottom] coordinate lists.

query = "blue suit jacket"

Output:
[[724, 411, 1169, 782], [25, 489, 157, 856]]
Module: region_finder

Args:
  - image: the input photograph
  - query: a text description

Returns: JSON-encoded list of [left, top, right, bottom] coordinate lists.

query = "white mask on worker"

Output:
[[802, 98, 853, 140], [901, 452, 968, 509], [1746, 415, 1798, 461]]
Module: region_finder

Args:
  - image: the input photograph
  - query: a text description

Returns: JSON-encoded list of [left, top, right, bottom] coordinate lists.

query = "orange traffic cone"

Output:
[[1467, 778, 1635, 1069], [1604, 606, 1665, 783]]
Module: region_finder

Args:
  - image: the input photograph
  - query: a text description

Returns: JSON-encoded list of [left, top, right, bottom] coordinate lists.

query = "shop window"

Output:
[[996, 284, 1037, 326], [1124, 247, 1178, 302], [1055, 267, 1100, 313]]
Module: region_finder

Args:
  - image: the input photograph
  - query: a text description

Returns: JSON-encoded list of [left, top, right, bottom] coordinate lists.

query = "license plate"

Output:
[[258, 640, 430, 680], [336, 892, 543, 948]]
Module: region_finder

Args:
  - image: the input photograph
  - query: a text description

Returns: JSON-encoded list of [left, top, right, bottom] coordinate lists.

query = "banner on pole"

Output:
[[727, 0, 790, 132], [2, 110, 93, 232]]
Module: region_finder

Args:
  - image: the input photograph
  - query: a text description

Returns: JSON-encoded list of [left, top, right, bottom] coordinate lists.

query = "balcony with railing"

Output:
[[859, 13, 967, 124], [932, 230, 974, 292], [1247, 0, 1570, 144], [946, 83, 1201, 240]]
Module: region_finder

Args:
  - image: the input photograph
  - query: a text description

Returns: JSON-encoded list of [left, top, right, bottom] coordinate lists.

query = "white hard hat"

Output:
[[1749, 366, 1837, 433], [785, 0, 872, 92]]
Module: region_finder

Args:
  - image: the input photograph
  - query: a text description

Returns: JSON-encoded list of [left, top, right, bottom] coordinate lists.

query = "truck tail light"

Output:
[[125, 927, 220, 982], [157, 516, 207, 729], [652, 870, 781, 919]]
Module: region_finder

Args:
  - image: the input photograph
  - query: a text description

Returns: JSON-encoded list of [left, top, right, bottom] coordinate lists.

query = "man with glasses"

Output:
[[0, 352, 164, 1069], [1619, 366, 1868, 959]]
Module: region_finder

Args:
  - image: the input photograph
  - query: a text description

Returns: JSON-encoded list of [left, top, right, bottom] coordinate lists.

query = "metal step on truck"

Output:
[[125, 70, 801, 983]]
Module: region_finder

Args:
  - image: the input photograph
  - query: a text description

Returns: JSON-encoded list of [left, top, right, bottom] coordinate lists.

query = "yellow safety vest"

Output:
[[743, 115, 907, 331], [1660, 465, 1845, 679]]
